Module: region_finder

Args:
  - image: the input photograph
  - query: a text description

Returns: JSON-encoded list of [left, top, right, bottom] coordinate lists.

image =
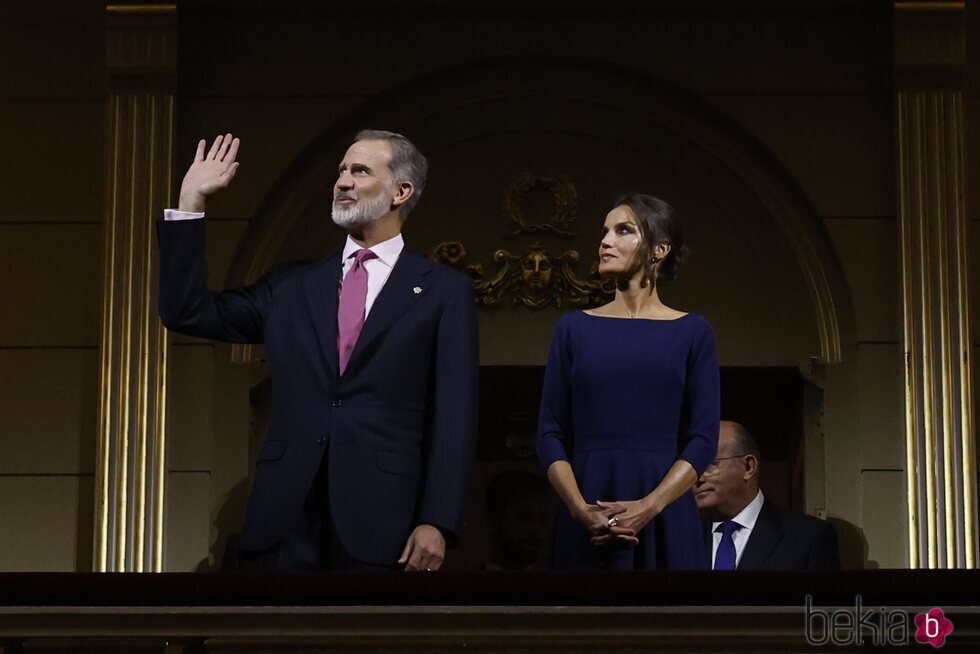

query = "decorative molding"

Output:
[[501, 172, 578, 239], [894, 1, 964, 70], [106, 4, 177, 76], [227, 60, 851, 366], [432, 240, 612, 309], [96, 3, 177, 573], [431, 173, 610, 309], [894, 1, 964, 11], [2, 590, 980, 652]]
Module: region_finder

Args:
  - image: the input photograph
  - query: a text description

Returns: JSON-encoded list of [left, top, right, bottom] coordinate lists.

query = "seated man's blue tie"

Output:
[[714, 520, 741, 570]]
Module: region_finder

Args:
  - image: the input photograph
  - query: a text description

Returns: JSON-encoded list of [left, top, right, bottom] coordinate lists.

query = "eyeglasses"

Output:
[[701, 454, 749, 477]]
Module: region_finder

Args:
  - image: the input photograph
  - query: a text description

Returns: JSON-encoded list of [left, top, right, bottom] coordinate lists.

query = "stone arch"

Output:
[[226, 56, 854, 365]]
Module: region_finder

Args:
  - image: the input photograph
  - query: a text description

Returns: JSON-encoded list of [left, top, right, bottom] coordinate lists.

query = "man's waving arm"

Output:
[[157, 134, 273, 344]]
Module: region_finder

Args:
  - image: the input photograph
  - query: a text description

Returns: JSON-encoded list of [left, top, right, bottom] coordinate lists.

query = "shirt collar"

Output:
[[713, 489, 765, 533], [342, 232, 404, 268]]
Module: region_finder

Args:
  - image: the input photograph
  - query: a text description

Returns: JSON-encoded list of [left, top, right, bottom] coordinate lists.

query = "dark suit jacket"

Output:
[[704, 501, 841, 570], [157, 219, 479, 565]]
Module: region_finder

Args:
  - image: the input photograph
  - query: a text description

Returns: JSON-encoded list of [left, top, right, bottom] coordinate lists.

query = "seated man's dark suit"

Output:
[[157, 219, 479, 567], [705, 501, 841, 570]]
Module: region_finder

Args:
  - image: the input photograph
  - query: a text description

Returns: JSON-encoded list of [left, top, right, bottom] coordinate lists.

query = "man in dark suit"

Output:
[[157, 130, 479, 571], [694, 421, 840, 570]]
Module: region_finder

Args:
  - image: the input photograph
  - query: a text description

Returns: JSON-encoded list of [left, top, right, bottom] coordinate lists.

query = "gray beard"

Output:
[[331, 193, 390, 229]]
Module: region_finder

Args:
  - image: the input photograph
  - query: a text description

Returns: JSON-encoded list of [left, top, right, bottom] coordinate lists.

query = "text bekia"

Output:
[[804, 595, 908, 647], [805, 596, 954, 648]]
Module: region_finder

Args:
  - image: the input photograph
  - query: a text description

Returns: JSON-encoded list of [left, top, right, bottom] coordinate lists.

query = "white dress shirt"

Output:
[[339, 232, 403, 317], [710, 490, 764, 569], [163, 209, 205, 222], [163, 209, 404, 318]]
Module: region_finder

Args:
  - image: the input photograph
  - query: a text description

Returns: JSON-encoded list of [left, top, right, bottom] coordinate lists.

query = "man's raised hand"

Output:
[[178, 133, 241, 212]]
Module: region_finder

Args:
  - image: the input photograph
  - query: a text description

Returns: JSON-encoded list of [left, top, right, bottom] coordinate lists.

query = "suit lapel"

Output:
[[344, 247, 432, 375], [302, 252, 343, 378], [738, 502, 783, 569]]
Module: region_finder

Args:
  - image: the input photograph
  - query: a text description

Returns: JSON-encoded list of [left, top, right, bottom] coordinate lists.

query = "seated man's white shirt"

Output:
[[710, 490, 764, 568]]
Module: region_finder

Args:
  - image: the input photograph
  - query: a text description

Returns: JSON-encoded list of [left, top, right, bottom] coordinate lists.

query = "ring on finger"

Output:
[[608, 517, 619, 527]]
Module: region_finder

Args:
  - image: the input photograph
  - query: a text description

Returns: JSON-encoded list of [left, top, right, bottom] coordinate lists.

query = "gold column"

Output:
[[96, 3, 177, 572], [895, 1, 977, 568]]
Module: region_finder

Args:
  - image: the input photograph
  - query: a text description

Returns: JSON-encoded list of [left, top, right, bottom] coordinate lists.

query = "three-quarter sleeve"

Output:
[[537, 317, 574, 469], [677, 318, 721, 476]]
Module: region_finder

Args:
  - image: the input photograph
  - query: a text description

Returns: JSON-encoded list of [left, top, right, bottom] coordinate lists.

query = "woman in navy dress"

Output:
[[537, 193, 720, 569]]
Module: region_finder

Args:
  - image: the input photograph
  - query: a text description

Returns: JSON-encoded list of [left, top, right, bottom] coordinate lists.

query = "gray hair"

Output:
[[354, 129, 428, 218]]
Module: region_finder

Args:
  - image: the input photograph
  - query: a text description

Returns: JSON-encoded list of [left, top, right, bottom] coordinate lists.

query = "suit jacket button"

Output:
[[331, 400, 342, 407], [315, 437, 327, 445]]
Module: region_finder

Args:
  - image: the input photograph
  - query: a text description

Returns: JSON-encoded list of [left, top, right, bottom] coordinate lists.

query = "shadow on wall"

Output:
[[830, 517, 876, 570], [196, 479, 251, 573]]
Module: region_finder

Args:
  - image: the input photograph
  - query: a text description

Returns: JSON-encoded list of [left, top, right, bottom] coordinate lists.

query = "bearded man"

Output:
[[157, 130, 479, 571]]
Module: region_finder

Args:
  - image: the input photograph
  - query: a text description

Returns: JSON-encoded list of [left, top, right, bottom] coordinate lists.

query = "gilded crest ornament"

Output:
[[431, 241, 613, 309], [429, 172, 611, 309], [502, 172, 578, 239]]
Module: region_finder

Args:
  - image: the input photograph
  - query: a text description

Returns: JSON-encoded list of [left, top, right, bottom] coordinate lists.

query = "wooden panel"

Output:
[[825, 218, 901, 344], [167, 344, 215, 473], [717, 95, 895, 218], [165, 472, 211, 572], [0, 597, 978, 652], [856, 344, 906, 471], [179, 9, 890, 97], [0, 101, 103, 223], [0, 348, 98, 475], [0, 2, 104, 100], [862, 469, 909, 569], [0, 224, 102, 347], [0, 476, 92, 572], [22, 639, 175, 654]]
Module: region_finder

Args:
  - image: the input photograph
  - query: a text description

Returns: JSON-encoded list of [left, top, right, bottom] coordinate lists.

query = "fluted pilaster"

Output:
[[895, 0, 977, 568], [96, 2, 177, 572]]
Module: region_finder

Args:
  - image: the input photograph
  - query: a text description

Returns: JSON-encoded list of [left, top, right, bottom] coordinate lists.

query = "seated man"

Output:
[[694, 421, 840, 570]]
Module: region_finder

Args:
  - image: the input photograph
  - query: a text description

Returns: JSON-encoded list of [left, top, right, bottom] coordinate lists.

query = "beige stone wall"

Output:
[[0, 1, 104, 571], [4, 2, 973, 571], [163, 3, 901, 570]]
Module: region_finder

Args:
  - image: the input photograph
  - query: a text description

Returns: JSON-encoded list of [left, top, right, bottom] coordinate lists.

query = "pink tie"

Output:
[[337, 248, 377, 375]]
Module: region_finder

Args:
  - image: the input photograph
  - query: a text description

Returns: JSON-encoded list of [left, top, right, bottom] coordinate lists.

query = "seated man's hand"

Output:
[[398, 524, 445, 571]]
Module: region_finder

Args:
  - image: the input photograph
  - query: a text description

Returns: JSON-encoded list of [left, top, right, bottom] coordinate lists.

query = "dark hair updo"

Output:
[[613, 192, 689, 287]]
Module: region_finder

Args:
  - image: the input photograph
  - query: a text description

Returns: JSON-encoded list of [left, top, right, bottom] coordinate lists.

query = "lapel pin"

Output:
[[413, 286, 423, 294]]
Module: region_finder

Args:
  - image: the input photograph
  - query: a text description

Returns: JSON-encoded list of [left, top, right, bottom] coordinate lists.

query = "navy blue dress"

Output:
[[537, 311, 720, 569]]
